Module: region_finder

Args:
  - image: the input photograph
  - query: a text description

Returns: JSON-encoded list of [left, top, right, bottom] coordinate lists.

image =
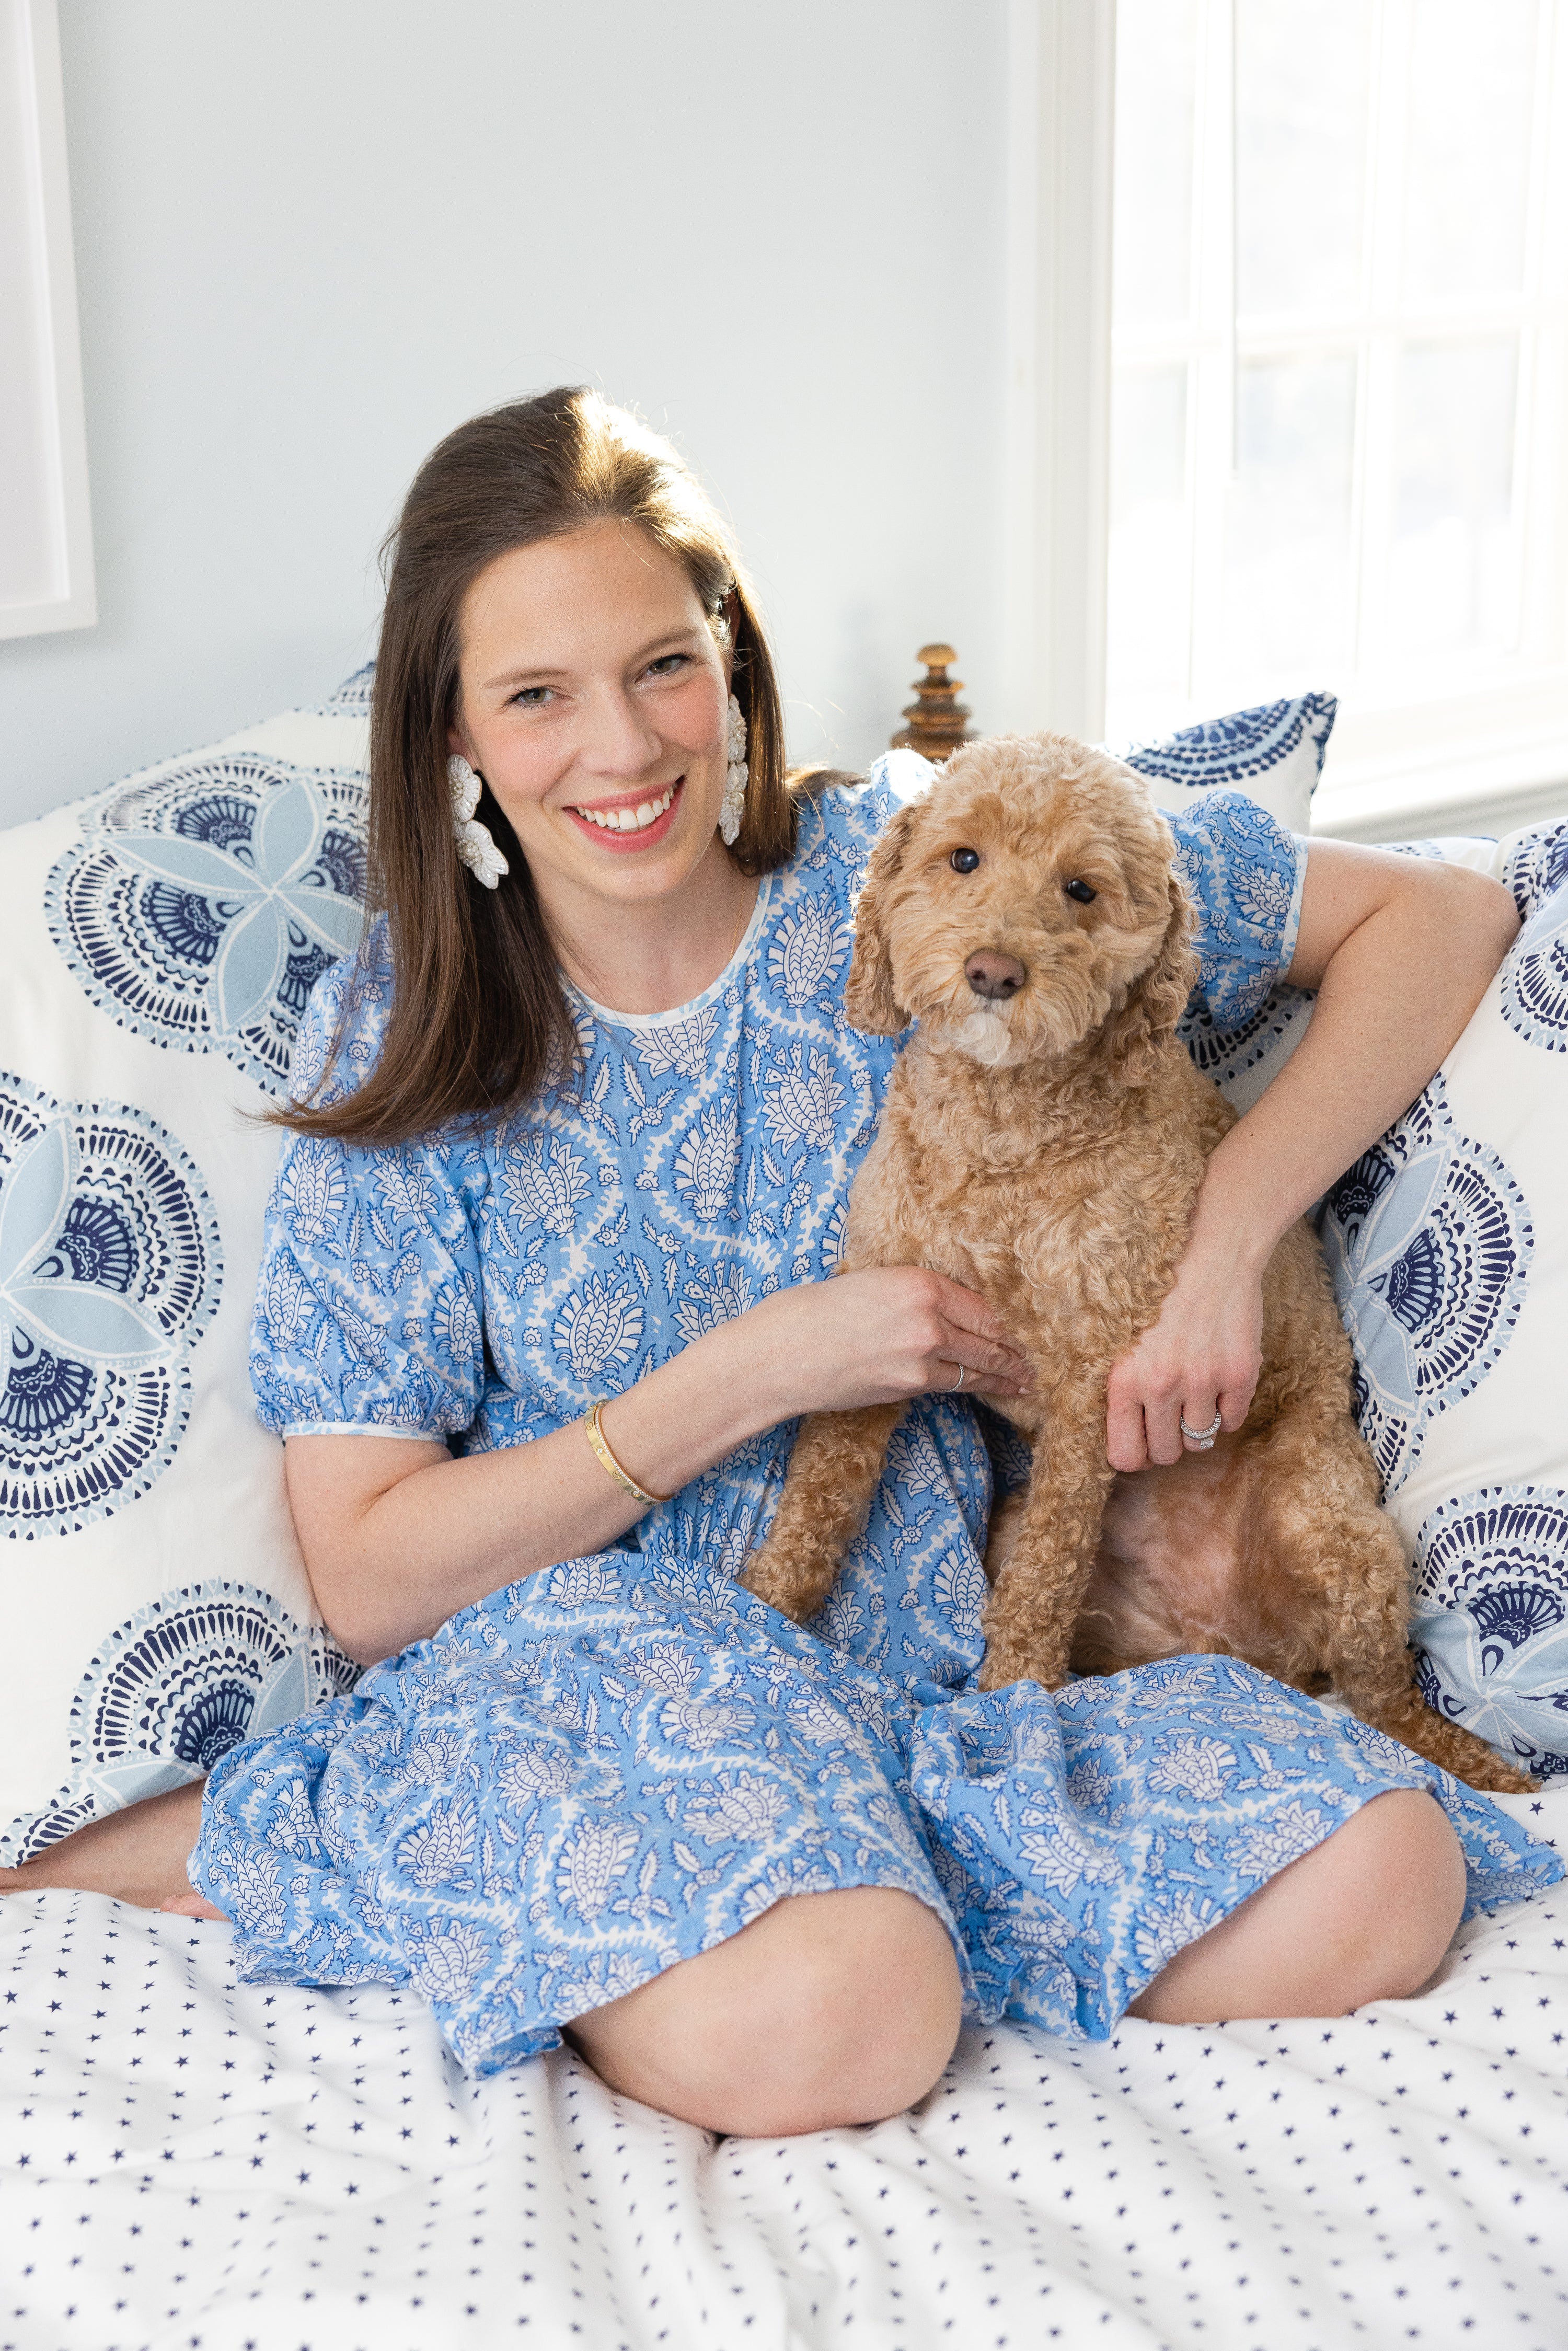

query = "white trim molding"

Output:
[[1000, 0, 1117, 741], [0, 0, 95, 640], [1311, 674, 1568, 842]]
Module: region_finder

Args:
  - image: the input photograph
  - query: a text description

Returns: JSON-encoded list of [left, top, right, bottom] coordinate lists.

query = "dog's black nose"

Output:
[[965, 951, 1025, 1000]]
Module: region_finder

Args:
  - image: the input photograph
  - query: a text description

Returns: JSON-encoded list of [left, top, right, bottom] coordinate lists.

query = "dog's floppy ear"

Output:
[[846, 803, 919, 1034], [1102, 872, 1197, 1084]]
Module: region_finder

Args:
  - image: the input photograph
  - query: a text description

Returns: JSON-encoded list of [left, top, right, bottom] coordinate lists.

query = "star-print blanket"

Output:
[[195, 759, 1561, 2072]]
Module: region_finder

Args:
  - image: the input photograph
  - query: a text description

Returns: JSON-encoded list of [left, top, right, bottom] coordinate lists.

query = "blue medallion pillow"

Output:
[[1117, 690, 1337, 835], [1135, 699, 1568, 1775], [1114, 694, 1332, 1112], [0, 670, 373, 1861], [1318, 818, 1568, 1779]]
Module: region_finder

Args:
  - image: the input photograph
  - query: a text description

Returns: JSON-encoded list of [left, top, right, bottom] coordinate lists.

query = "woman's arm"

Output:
[[291, 1265, 1031, 1664], [1104, 840, 1520, 1472]]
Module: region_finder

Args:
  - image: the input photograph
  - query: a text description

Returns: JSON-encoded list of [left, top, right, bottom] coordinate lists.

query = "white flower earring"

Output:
[[447, 755, 510, 889], [719, 694, 748, 847]]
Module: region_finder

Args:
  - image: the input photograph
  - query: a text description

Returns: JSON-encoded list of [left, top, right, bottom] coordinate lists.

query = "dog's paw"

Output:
[[739, 1545, 823, 1625], [1459, 1751, 1539, 1796], [1404, 1712, 1540, 1795]]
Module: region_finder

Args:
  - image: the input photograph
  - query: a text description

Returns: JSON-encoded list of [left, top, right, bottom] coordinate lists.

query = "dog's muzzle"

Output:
[[965, 951, 1025, 1000]]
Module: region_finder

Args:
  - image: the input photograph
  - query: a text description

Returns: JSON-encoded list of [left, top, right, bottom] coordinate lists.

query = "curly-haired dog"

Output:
[[743, 733, 1531, 1795]]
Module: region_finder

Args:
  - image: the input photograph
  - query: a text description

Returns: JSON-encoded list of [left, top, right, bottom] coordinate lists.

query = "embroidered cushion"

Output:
[[1118, 691, 1336, 834], [1316, 817, 1568, 1779], [1113, 693, 1328, 1110], [0, 670, 373, 1861]]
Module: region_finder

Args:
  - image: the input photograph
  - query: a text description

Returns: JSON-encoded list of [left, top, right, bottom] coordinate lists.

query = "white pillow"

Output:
[[1314, 817, 1568, 1779], [1115, 691, 1336, 835], [0, 677, 372, 1861]]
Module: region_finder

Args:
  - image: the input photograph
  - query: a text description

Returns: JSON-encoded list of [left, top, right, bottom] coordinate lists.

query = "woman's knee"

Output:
[[754, 1887, 962, 2124], [569, 1885, 963, 2136], [1328, 1789, 1467, 2001], [1129, 1789, 1467, 2025]]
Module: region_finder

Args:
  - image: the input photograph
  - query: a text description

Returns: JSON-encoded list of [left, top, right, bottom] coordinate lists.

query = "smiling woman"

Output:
[[284, 389, 797, 1150], [13, 384, 1557, 2143]]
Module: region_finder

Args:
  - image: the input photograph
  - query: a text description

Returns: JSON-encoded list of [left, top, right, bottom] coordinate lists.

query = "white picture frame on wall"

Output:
[[0, 0, 94, 640]]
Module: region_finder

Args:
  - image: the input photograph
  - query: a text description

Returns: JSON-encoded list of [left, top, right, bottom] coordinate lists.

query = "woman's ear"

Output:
[[845, 805, 917, 1034], [1102, 873, 1198, 1082]]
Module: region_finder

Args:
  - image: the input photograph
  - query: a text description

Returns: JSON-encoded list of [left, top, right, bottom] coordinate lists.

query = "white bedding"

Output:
[[3, 1787, 1564, 2351]]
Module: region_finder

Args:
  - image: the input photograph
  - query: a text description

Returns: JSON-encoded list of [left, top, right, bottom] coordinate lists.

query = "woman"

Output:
[[13, 388, 1556, 2137]]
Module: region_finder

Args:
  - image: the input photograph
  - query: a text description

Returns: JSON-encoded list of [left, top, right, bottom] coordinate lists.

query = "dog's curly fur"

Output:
[[744, 732, 1532, 1795]]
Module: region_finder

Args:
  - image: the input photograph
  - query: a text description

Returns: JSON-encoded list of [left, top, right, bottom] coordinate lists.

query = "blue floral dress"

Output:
[[194, 755, 1561, 2076]]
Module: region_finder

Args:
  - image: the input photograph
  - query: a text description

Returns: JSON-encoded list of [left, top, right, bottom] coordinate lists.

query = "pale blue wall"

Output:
[[0, 0, 1008, 825]]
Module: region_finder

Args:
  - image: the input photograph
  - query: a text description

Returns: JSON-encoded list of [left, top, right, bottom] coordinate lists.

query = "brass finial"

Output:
[[890, 643, 976, 765]]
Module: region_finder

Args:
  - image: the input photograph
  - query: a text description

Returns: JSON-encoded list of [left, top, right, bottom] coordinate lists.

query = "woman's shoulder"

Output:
[[788, 750, 937, 879], [286, 914, 397, 1110]]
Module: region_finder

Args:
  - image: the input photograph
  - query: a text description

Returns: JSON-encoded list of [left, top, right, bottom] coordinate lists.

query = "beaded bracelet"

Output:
[[584, 1399, 671, 1508]]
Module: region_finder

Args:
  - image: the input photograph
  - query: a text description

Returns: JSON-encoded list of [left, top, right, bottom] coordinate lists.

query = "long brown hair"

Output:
[[280, 386, 802, 1147]]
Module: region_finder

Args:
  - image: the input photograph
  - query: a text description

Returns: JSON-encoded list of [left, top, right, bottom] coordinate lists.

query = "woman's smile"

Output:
[[562, 775, 684, 849]]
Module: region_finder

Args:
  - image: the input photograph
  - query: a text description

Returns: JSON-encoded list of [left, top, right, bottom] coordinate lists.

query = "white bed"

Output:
[[4, 1784, 1563, 2351]]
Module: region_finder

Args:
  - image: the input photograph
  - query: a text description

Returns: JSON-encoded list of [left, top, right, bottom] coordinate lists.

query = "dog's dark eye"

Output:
[[1064, 878, 1097, 904], [950, 847, 981, 873]]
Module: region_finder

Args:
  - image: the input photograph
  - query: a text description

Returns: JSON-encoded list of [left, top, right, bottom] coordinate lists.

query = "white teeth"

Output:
[[572, 784, 675, 833]]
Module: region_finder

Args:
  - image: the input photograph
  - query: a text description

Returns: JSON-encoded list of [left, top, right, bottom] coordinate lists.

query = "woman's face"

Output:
[[449, 520, 734, 921]]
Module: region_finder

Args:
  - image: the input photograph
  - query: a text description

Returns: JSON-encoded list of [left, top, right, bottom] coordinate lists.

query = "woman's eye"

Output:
[[950, 847, 981, 873], [644, 653, 689, 678], [1064, 878, 1097, 904], [511, 685, 553, 709]]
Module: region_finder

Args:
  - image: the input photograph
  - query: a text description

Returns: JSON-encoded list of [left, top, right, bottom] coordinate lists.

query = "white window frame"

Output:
[[1006, 0, 1568, 840], [0, 0, 95, 641]]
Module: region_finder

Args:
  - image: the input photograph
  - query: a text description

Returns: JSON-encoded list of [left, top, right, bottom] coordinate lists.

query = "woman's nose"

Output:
[[965, 951, 1027, 1000], [578, 690, 662, 776]]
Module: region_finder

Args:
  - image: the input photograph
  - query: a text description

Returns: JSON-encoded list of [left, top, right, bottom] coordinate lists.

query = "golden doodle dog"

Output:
[[744, 732, 1531, 1795]]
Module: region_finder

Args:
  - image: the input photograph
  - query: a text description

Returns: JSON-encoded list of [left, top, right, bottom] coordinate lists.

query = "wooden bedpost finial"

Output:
[[890, 643, 976, 765]]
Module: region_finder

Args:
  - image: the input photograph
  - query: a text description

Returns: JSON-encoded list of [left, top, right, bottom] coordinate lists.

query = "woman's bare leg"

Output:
[[1129, 1790, 1465, 2023], [568, 1885, 963, 2137], [0, 1781, 224, 1916]]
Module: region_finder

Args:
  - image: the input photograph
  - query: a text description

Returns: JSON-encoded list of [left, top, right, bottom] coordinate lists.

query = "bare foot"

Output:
[[160, 1891, 227, 1920], [0, 1779, 223, 1914]]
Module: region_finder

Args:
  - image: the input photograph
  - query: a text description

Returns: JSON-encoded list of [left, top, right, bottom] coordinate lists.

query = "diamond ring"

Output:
[[1179, 1409, 1223, 1450]]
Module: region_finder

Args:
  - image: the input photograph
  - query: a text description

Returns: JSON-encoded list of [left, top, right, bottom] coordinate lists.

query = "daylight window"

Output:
[[1106, 0, 1568, 833]]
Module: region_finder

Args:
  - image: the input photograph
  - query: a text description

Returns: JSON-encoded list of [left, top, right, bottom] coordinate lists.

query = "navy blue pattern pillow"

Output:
[[0, 692, 370, 1863], [1321, 831, 1568, 1778]]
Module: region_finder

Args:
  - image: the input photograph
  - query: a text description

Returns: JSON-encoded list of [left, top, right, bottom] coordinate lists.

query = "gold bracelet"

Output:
[[584, 1399, 671, 1508]]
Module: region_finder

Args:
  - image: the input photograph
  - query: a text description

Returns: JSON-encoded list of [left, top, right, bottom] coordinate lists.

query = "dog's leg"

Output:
[[1253, 1421, 1538, 1795], [742, 1403, 906, 1624], [977, 1379, 1116, 1691], [983, 1487, 1027, 1586]]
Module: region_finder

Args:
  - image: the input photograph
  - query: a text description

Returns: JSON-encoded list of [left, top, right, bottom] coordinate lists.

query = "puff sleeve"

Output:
[[1167, 790, 1310, 1028], [249, 928, 488, 1442]]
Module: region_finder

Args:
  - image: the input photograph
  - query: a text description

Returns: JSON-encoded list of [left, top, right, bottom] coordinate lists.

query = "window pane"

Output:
[[1218, 355, 1358, 681], [1106, 365, 1190, 730], [1402, 0, 1536, 301], [1237, 0, 1372, 317], [1385, 338, 1519, 654], [1113, 0, 1198, 326]]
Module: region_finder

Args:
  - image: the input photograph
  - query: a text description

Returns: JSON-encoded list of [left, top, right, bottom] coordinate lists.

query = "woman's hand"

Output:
[[1105, 1236, 1265, 1471], [290, 1264, 1029, 1666], [747, 1267, 1033, 1420]]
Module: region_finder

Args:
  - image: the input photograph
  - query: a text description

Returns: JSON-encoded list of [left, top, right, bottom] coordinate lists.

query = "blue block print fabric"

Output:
[[46, 757, 368, 1095], [1412, 1488, 1568, 1778], [0, 1076, 223, 1539], [1320, 1076, 1534, 1499], [193, 761, 1561, 2072], [1121, 692, 1336, 795]]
